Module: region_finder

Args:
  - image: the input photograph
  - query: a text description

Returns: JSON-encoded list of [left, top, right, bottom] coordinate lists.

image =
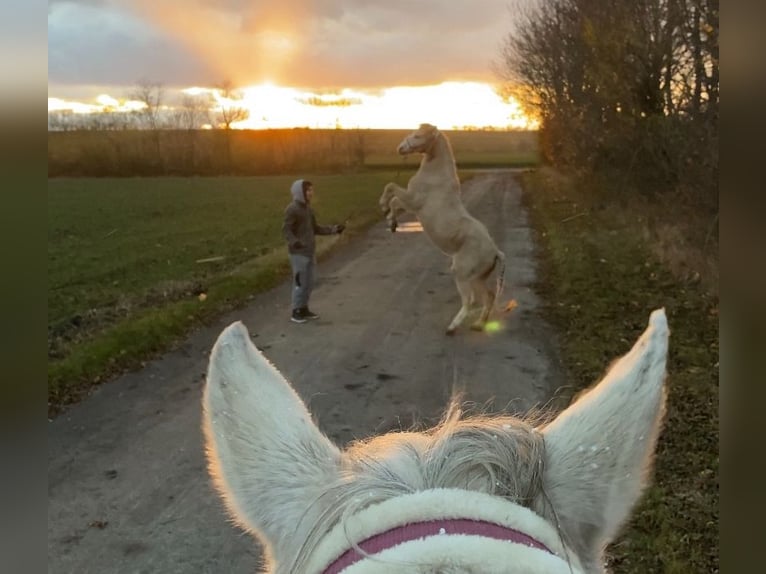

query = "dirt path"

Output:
[[48, 171, 565, 573]]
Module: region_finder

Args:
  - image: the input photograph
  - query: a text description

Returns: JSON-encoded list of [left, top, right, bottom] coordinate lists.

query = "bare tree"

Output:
[[165, 92, 212, 172], [497, 0, 718, 210], [129, 79, 164, 130], [172, 93, 212, 131], [48, 110, 74, 131], [128, 79, 165, 172], [215, 80, 250, 129]]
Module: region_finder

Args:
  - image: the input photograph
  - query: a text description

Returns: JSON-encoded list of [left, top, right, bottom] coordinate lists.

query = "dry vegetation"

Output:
[[47, 128, 539, 177], [522, 167, 718, 573], [498, 8, 719, 565]]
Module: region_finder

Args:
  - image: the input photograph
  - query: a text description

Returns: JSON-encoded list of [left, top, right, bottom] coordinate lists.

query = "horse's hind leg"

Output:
[[470, 278, 496, 331], [446, 278, 472, 335]]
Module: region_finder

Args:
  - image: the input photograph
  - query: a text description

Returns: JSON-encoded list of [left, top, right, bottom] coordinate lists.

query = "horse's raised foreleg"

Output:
[[380, 183, 408, 232], [385, 182, 419, 211], [446, 277, 473, 335], [387, 196, 408, 232]]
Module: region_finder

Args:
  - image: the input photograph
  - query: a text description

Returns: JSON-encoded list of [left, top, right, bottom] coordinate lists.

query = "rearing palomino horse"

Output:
[[379, 123, 505, 335], [203, 309, 670, 573]]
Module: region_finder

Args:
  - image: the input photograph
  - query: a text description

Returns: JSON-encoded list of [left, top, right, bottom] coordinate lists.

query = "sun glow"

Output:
[[49, 81, 538, 130], [222, 81, 535, 130]]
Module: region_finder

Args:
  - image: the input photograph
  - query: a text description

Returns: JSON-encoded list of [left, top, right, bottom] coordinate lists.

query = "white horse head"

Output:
[[397, 123, 440, 155], [203, 309, 669, 573]]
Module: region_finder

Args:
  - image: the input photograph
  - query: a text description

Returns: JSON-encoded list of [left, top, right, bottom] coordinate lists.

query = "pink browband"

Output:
[[321, 518, 554, 574]]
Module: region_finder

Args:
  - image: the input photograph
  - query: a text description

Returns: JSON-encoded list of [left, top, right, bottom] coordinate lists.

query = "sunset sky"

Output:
[[48, 0, 532, 129]]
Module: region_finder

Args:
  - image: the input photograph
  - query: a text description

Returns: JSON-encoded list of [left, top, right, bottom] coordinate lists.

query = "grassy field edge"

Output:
[[520, 168, 719, 572], [47, 210, 381, 417]]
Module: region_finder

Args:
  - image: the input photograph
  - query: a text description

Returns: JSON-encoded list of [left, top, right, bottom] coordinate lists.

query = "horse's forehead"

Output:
[[415, 124, 435, 136]]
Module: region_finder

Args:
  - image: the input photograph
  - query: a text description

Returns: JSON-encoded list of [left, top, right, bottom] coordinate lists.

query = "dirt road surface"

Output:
[[48, 171, 566, 573]]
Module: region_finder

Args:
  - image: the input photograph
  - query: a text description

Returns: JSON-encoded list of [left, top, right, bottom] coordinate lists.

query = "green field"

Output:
[[48, 171, 419, 411]]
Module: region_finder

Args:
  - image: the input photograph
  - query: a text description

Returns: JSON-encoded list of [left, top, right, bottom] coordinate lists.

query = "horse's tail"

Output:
[[494, 251, 506, 308]]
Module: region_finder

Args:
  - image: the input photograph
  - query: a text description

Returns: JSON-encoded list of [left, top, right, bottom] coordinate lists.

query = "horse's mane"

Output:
[[288, 401, 547, 572]]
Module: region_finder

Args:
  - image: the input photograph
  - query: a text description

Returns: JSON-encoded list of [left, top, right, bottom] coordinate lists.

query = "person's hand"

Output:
[[291, 240, 304, 250], [334, 224, 346, 234]]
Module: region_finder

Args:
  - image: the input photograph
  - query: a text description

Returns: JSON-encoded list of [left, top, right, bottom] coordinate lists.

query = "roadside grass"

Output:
[[47, 171, 418, 416], [521, 168, 719, 573]]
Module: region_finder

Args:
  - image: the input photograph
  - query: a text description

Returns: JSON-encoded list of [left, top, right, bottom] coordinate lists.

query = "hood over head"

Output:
[[291, 179, 307, 204]]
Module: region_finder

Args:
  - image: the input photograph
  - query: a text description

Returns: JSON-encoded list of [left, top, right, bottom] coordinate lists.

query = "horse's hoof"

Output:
[[389, 222, 398, 232], [470, 323, 485, 332], [445, 328, 456, 336]]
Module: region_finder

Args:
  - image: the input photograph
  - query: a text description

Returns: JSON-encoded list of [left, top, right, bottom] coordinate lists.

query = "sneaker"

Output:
[[302, 308, 319, 320], [290, 309, 307, 323]]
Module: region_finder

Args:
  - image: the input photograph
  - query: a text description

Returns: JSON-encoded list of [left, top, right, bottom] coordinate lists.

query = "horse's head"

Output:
[[397, 123, 439, 155], [203, 309, 669, 573]]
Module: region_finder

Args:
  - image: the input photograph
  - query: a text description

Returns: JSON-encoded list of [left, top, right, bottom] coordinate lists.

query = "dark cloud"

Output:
[[48, 0, 517, 92], [48, 2, 216, 88]]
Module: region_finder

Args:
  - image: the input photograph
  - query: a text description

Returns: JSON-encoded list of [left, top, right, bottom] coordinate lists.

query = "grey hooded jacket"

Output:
[[282, 179, 334, 256]]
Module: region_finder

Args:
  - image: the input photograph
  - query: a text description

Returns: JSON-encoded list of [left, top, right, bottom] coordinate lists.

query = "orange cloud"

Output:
[[129, 0, 309, 86]]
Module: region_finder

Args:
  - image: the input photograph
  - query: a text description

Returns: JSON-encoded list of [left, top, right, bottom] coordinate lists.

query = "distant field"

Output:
[[48, 128, 539, 177], [359, 129, 539, 167], [48, 172, 418, 411], [48, 128, 540, 412]]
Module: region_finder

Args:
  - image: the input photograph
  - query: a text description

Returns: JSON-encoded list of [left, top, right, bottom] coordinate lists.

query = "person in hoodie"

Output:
[[282, 179, 345, 323]]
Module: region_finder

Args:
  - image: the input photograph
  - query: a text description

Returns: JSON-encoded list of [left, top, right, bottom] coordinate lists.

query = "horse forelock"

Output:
[[399, 124, 441, 156], [287, 405, 549, 572]]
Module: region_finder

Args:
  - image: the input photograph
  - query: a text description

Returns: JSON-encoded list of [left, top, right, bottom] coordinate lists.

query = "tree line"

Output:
[[48, 79, 249, 132], [498, 0, 718, 214]]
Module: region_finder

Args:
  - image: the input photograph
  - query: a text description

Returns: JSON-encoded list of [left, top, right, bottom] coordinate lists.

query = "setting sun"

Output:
[[48, 81, 537, 131], [213, 81, 535, 130], [49, 0, 539, 131]]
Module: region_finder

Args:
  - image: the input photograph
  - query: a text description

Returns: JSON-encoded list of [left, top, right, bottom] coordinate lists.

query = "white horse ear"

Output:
[[202, 322, 341, 556], [540, 309, 669, 561]]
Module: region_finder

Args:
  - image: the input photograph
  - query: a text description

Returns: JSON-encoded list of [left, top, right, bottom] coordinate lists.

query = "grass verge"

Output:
[[521, 168, 718, 573], [47, 169, 490, 417], [47, 172, 413, 417]]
